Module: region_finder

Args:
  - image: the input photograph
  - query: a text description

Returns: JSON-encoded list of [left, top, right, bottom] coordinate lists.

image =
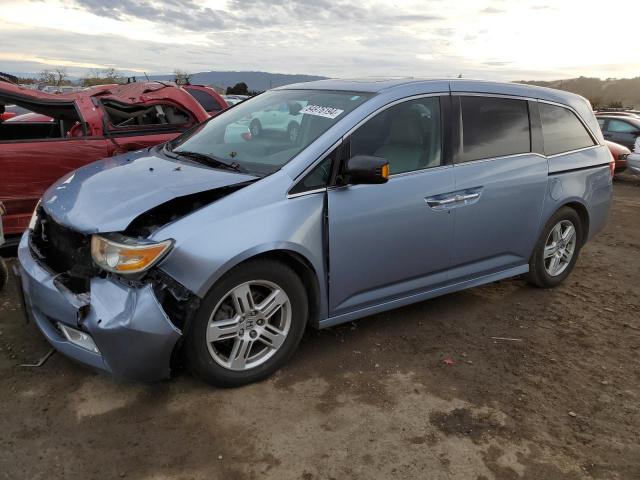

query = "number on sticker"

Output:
[[299, 105, 344, 119]]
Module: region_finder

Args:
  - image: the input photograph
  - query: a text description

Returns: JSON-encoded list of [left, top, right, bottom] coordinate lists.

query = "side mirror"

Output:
[[345, 155, 390, 185]]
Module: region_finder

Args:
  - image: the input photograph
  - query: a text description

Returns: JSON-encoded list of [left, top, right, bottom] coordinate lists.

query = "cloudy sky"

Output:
[[1, 0, 638, 80]]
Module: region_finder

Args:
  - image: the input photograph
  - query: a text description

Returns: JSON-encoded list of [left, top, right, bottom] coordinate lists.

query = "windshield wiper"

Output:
[[171, 149, 249, 174]]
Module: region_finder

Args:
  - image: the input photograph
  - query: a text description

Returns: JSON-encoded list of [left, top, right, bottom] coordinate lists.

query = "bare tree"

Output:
[[38, 69, 57, 85], [38, 67, 70, 86], [174, 69, 192, 85], [81, 68, 122, 87], [53, 67, 68, 86]]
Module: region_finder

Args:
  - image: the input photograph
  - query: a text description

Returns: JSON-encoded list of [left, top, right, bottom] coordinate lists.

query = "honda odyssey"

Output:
[[18, 79, 613, 387]]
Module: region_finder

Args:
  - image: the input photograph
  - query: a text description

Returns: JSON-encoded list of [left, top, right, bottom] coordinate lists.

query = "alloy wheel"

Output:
[[206, 280, 291, 371], [543, 220, 577, 277]]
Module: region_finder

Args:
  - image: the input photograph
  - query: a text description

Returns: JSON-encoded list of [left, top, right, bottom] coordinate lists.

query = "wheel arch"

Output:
[[242, 249, 322, 329], [560, 200, 590, 246], [199, 245, 325, 329]]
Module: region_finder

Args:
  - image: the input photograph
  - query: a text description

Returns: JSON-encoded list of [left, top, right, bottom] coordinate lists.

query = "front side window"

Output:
[[170, 90, 371, 175], [540, 103, 595, 156], [0, 102, 81, 142], [103, 101, 192, 129], [459, 96, 530, 163], [607, 119, 637, 133], [349, 97, 442, 175], [289, 154, 335, 195]]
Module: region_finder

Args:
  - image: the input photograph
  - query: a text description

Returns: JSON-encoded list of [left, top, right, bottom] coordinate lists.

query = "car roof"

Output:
[[276, 77, 583, 101], [0, 80, 210, 124], [597, 115, 640, 124], [280, 77, 593, 107], [595, 112, 640, 118]]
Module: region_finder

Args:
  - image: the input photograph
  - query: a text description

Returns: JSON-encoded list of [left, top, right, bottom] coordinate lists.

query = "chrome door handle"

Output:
[[426, 197, 457, 207], [459, 193, 480, 201], [426, 193, 479, 207], [426, 190, 482, 210]]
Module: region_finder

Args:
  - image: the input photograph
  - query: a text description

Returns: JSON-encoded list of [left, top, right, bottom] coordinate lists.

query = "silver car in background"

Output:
[[18, 79, 613, 387], [628, 153, 640, 174]]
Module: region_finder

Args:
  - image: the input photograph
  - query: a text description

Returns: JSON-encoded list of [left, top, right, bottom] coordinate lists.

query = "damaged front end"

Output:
[[21, 179, 251, 380]]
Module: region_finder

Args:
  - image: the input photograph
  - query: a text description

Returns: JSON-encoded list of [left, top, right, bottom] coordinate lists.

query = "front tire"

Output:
[[526, 207, 582, 288], [186, 259, 308, 387], [249, 120, 262, 137]]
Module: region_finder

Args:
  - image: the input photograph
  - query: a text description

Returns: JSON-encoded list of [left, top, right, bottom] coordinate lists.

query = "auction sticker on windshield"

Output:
[[299, 105, 344, 119]]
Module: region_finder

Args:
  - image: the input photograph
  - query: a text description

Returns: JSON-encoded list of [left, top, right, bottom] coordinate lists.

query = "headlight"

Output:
[[28, 200, 41, 230], [91, 234, 173, 274]]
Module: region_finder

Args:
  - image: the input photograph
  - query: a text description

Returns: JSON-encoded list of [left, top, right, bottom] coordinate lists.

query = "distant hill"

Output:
[[518, 76, 640, 108], [148, 71, 328, 92]]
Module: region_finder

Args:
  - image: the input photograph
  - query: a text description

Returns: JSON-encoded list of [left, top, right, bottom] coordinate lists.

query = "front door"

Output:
[[328, 95, 455, 315]]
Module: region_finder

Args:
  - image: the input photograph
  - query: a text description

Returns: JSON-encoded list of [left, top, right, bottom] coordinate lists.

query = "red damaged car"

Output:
[[0, 80, 209, 238]]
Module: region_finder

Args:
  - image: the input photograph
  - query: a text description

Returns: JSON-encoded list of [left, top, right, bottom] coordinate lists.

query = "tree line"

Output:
[[520, 76, 640, 109], [8, 67, 261, 96]]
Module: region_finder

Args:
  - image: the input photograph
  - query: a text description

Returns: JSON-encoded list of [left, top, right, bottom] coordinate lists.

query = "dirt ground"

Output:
[[1, 176, 639, 480]]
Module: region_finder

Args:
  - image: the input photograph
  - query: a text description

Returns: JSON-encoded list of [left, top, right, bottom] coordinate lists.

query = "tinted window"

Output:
[[540, 103, 595, 156], [597, 118, 606, 129], [459, 96, 530, 162], [350, 97, 442, 174], [289, 155, 334, 195], [607, 119, 637, 133], [185, 87, 221, 112]]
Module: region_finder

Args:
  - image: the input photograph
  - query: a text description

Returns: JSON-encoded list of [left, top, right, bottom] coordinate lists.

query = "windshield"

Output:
[[169, 89, 372, 175]]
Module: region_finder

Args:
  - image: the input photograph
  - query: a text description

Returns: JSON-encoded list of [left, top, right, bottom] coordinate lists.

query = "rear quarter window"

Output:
[[540, 103, 595, 156], [185, 87, 222, 112], [459, 96, 530, 162]]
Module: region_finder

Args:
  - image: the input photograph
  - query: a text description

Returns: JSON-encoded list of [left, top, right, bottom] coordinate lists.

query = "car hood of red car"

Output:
[[41, 148, 258, 234]]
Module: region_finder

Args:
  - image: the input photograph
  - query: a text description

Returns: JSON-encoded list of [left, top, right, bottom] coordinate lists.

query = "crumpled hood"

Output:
[[42, 148, 258, 233]]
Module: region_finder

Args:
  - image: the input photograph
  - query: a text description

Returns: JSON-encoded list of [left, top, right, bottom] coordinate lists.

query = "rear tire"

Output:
[[186, 259, 308, 387], [287, 122, 300, 143], [526, 207, 583, 288]]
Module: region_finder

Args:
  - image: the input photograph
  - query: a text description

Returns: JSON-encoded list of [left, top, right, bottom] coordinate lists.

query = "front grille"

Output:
[[29, 209, 98, 293]]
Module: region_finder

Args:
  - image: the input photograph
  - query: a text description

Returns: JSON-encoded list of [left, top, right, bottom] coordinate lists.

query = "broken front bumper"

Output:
[[17, 233, 181, 381]]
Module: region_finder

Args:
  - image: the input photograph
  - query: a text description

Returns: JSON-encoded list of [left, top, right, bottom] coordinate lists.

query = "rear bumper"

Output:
[[18, 233, 181, 381], [628, 153, 640, 175]]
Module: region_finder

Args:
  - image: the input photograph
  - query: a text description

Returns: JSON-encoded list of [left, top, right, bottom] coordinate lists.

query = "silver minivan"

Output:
[[18, 79, 613, 386]]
